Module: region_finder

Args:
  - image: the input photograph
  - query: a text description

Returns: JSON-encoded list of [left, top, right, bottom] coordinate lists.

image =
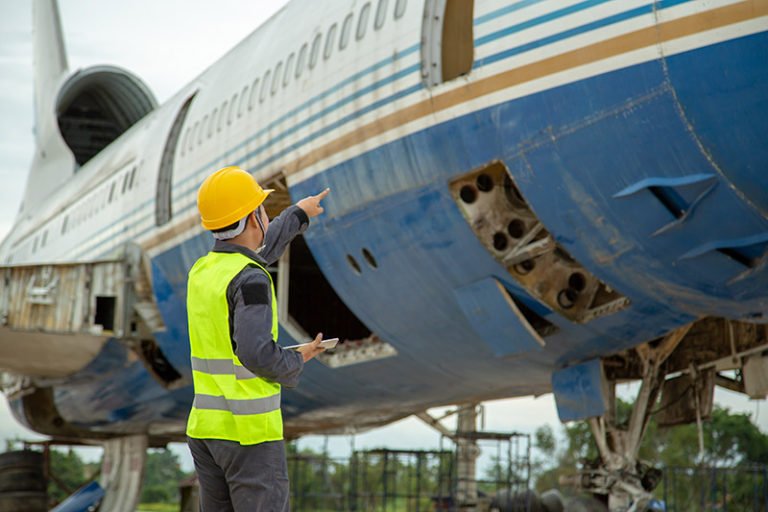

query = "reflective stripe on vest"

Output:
[[186, 251, 282, 445]]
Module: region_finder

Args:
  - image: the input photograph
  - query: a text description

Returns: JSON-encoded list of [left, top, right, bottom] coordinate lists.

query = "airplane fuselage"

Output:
[[1, 0, 766, 438]]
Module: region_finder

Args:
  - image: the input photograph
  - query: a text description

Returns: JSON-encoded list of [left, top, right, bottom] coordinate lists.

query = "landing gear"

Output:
[[577, 325, 691, 511]]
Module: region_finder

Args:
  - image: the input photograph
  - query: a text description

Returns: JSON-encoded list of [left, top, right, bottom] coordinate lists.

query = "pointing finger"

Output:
[[315, 188, 330, 201]]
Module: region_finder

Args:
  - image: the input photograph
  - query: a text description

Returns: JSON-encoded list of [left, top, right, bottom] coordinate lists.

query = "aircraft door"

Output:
[[421, 0, 474, 87], [156, 93, 196, 226]]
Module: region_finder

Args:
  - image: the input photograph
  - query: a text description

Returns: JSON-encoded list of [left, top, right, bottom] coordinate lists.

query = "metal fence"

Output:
[[287, 448, 455, 512], [660, 465, 768, 512]]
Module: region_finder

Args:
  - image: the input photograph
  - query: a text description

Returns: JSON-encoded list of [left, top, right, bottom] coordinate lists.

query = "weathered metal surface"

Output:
[[0, 245, 162, 379], [743, 354, 768, 399], [656, 368, 715, 427], [316, 334, 397, 369], [453, 277, 545, 357], [0, 261, 127, 377], [551, 358, 607, 422], [449, 160, 630, 324], [0, 261, 124, 335]]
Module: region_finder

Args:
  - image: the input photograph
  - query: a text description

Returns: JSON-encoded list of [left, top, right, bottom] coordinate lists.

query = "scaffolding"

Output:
[[286, 430, 532, 512]]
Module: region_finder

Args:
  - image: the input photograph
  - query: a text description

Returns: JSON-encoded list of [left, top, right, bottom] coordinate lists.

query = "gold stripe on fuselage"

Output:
[[284, 0, 766, 175], [143, 0, 766, 254]]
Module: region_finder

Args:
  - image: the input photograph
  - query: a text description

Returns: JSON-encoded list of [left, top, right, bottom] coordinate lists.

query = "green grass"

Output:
[[136, 504, 178, 512]]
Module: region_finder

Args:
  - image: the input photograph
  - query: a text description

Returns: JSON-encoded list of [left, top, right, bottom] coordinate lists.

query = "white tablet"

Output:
[[283, 338, 339, 350]]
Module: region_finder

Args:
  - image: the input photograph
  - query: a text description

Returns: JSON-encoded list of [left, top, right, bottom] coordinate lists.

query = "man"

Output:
[[186, 165, 330, 511]]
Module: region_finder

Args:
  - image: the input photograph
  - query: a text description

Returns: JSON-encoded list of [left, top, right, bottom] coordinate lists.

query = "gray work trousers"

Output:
[[188, 437, 290, 512]]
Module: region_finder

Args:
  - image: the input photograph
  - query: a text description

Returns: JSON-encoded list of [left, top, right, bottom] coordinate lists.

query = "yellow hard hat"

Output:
[[197, 166, 273, 230]]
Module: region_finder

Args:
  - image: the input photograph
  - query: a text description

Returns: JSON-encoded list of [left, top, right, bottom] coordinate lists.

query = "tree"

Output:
[[48, 448, 89, 504], [140, 448, 188, 504]]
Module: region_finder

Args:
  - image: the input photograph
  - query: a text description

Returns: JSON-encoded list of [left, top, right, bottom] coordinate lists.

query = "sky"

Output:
[[0, 0, 765, 474]]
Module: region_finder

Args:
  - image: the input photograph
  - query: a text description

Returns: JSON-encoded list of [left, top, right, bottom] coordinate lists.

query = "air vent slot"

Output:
[[614, 174, 717, 236]]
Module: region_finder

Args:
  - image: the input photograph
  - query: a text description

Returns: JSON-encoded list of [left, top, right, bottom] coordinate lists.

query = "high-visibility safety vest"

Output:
[[186, 251, 282, 445]]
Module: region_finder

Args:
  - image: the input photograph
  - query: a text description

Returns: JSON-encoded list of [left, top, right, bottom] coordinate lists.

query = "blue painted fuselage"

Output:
[[11, 1, 768, 436]]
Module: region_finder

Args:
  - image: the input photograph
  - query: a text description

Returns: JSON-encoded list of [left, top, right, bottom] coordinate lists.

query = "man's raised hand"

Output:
[[297, 188, 330, 218]]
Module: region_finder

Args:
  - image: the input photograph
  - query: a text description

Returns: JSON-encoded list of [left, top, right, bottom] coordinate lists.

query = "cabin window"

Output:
[[357, 3, 371, 40], [41, 231, 48, 247], [210, 108, 218, 136], [340, 14, 353, 50], [395, 0, 407, 18], [422, 0, 474, 86], [296, 44, 308, 78], [260, 70, 271, 101], [375, 0, 388, 30], [218, 101, 227, 131], [32, 237, 38, 253], [128, 167, 136, 190], [238, 86, 248, 117], [202, 114, 210, 138], [108, 182, 116, 203], [248, 78, 259, 110], [283, 53, 295, 86], [309, 33, 322, 69], [122, 172, 130, 194], [61, 216, 68, 234], [324, 24, 338, 60], [228, 93, 237, 124], [271, 62, 283, 95]]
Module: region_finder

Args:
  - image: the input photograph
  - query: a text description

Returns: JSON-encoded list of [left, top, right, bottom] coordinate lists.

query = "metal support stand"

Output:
[[99, 435, 147, 512], [456, 404, 480, 510]]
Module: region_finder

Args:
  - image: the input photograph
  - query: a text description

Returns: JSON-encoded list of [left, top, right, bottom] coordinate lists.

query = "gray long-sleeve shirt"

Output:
[[212, 205, 308, 388]]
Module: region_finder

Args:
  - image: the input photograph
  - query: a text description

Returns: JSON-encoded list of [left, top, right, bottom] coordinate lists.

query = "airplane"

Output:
[[0, 0, 766, 510]]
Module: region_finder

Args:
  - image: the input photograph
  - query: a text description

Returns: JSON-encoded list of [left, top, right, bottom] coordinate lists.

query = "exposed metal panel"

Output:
[[0, 252, 147, 378], [552, 359, 607, 422], [449, 161, 630, 324], [0, 328, 105, 378], [453, 277, 545, 357], [743, 354, 768, 398], [1, 261, 124, 335]]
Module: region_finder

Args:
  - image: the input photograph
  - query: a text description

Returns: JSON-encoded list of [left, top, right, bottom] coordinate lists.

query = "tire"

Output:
[[541, 489, 565, 512], [491, 488, 545, 512], [565, 496, 609, 512], [0, 491, 48, 512], [0, 451, 43, 471], [0, 467, 46, 492], [0, 451, 45, 493]]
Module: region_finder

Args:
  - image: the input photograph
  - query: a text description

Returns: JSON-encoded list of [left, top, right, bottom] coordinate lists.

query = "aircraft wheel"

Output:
[[491, 488, 546, 512], [0, 451, 47, 512], [0, 491, 48, 512], [564, 495, 609, 512], [540, 489, 565, 512]]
